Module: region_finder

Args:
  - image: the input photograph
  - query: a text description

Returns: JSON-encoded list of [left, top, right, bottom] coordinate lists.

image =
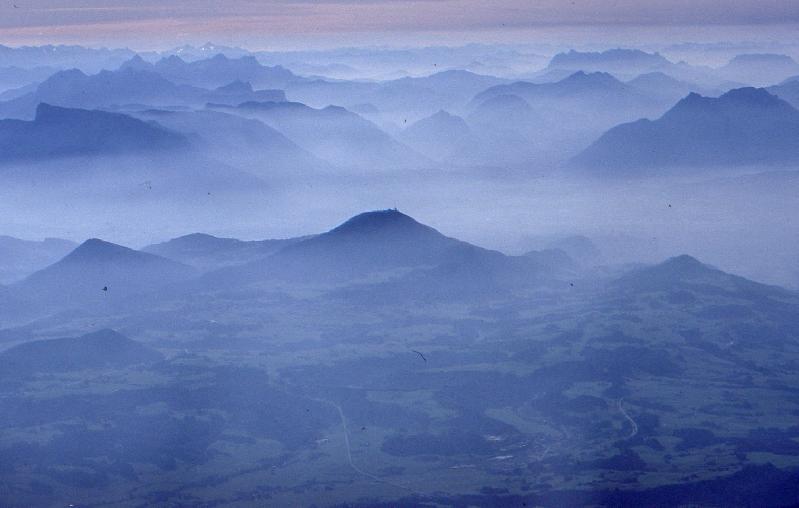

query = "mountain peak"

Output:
[[669, 87, 789, 116], [613, 255, 719, 292], [16, 238, 196, 306], [549, 48, 670, 70], [560, 70, 621, 87], [120, 54, 149, 70], [658, 254, 706, 273], [66, 238, 141, 262], [719, 87, 783, 106], [160, 54, 185, 65], [328, 209, 422, 236]]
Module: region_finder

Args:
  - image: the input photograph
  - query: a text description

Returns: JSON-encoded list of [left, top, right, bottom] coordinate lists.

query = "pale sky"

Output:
[[1, 0, 798, 48]]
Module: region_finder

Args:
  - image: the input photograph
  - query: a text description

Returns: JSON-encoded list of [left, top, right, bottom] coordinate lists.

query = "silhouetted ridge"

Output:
[[64, 238, 156, 263], [0, 103, 186, 161], [119, 54, 148, 70], [667, 88, 786, 117], [548, 48, 671, 72], [16, 239, 197, 307], [280, 208, 457, 261], [559, 70, 623, 88], [202, 209, 476, 285], [613, 254, 786, 297], [31, 102, 179, 131], [575, 87, 799, 170], [653, 254, 710, 276], [143, 232, 306, 271], [328, 209, 435, 237]]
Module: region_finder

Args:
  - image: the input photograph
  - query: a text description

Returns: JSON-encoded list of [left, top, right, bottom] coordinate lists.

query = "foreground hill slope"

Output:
[[0, 329, 163, 378]]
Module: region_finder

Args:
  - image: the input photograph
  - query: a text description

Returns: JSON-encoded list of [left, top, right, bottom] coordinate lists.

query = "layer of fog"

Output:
[[0, 159, 795, 288]]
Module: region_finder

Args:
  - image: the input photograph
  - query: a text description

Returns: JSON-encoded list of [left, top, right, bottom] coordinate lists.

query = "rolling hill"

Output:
[[0, 329, 163, 378], [143, 233, 308, 271], [16, 239, 197, 308]]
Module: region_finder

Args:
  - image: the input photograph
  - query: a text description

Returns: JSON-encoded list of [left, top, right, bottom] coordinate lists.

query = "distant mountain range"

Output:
[[210, 101, 429, 171], [0, 44, 135, 73], [767, 79, 799, 110], [285, 69, 509, 117], [0, 65, 59, 94], [120, 53, 303, 90], [0, 103, 187, 162], [0, 66, 286, 120], [199, 209, 576, 298], [0, 235, 76, 283], [574, 87, 799, 171], [718, 54, 799, 87], [131, 108, 327, 176], [539, 48, 762, 90], [143, 233, 309, 272], [474, 71, 632, 104], [625, 72, 719, 105], [472, 71, 670, 134], [547, 49, 672, 76], [203, 209, 476, 286], [0, 208, 794, 324], [399, 110, 472, 161]]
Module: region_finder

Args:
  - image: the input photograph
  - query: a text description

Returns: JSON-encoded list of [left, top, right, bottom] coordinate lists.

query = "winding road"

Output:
[[617, 398, 638, 439], [311, 396, 419, 494]]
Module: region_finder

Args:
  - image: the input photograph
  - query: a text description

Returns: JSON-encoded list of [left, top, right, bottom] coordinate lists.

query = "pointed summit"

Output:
[[119, 54, 150, 71], [613, 254, 785, 298], [15, 239, 196, 307], [160, 54, 185, 65], [64, 238, 152, 263]]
